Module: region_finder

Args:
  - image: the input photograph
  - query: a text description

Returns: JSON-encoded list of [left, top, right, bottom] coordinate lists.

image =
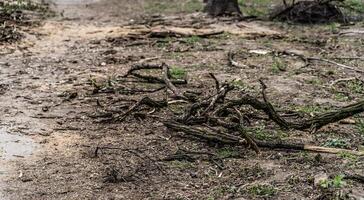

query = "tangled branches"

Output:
[[100, 62, 364, 156]]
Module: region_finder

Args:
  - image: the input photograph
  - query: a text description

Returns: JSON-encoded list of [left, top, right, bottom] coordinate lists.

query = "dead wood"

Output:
[[115, 97, 167, 121], [235, 108, 260, 154], [344, 173, 364, 183], [214, 92, 364, 131], [148, 26, 224, 38], [162, 63, 187, 100], [271, 50, 364, 74], [307, 57, 364, 74], [228, 51, 248, 68], [124, 63, 187, 85], [209, 73, 220, 91], [111, 62, 364, 155], [164, 120, 364, 156]]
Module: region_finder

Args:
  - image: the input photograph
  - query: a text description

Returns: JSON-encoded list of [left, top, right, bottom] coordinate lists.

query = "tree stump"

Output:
[[203, 0, 242, 16]]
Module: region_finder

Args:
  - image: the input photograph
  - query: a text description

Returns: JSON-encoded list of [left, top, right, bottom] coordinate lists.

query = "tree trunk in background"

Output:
[[203, 0, 242, 16]]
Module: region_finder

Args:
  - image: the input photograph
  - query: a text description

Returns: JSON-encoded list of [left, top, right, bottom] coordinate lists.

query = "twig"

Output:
[[202, 84, 232, 116], [214, 92, 364, 131], [344, 173, 364, 183], [115, 97, 167, 121], [209, 73, 220, 91], [273, 50, 364, 73], [235, 108, 260, 154], [228, 51, 248, 68], [162, 63, 187, 100], [124, 63, 187, 85], [123, 63, 162, 77], [307, 57, 364, 74], [332, 57, 364, 61], [330, 77, 358, 86]]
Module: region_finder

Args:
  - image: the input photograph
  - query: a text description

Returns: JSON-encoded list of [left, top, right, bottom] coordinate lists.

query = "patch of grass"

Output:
[[356, 119, 364, 137], [1, 0, 45, 13], [276, 130, 289, 139], [271, 56, 286, 74], [166, 52, 182, 60], [332, 175, 346, 188], [347, 80, 364, 94], [294, 105, 328, 116], [319, 174, 346, 189], [207, 186, 238, 200], [231, 79, 248, 90], [343, 0, 364, 13], [324, 138, 349, 148], [145, 0, 202, 14], [298, 151, 311, 162], [306, 78, 323, 86], [250, 126, 274, 140], [238, 0, 271, 17], [239, 164, 269, 180], [250, 127, 288, 140], [327, 23, 340, 33], [170, 160, 194, 169], [338, 151, 358, 162], [216, 147, 240, 158], [170, 67, 187, 79], [183, 0, 203, 13], [248, 184, 277, 197], [183, 35, 202, 45], [334, 92, 349, 102]]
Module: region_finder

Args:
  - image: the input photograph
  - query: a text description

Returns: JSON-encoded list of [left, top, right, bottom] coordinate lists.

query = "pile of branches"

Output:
[[101, 62, 364, 156], [271, 0, 347, 23]]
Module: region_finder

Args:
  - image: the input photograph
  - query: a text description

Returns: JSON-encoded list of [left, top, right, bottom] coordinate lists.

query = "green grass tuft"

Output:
[[319, 174, 346, 189], [145, 0, 203, 14], [356, 119, 364, 137], [248, 184, 277, 197], [271, 56, 286, 74], [170, 67, 187, 79], [324, 138, 349, 148]]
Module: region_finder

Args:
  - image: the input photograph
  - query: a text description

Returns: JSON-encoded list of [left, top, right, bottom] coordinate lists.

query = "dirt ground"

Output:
[[0, 0, 364, 199]]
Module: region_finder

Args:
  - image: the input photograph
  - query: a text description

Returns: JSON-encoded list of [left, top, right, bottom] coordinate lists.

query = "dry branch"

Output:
[[275, 50, 364, 74], [307, 57, 364, 74], [235, 107, 260, 154], [164, 120, 364, 156], [124, 63, 187, 85], [215, 93, 364, 131], [112, 62, 364, 156], [115, 97, 167, 121], [228, 51, 248, 68], [162, 63, 187, 100]]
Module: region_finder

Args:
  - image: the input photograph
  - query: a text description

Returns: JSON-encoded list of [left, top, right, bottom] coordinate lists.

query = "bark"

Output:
[[203, 0, 242, 16]]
